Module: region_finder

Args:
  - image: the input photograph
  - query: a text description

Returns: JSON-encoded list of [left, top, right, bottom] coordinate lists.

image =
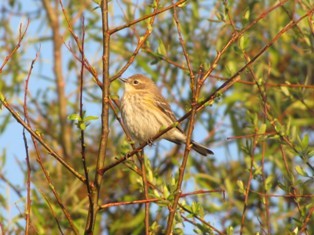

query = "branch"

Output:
[[85, 0, 111, 233], [22, 50, 79, 234], [79, 17, 94, 234], [165, 3, 198, 232], [108, 0, 187, 35], [201, 0, 289, 82], [0, 20, 29, 72], [109, 1, 160, 81]]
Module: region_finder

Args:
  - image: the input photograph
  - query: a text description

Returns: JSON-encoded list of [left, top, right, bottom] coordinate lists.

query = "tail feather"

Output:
[[166, 138, 214, 156], [191, 141, 214, 156]]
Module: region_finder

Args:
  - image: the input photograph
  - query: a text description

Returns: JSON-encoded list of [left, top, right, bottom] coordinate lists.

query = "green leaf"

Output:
[[84, 115, 99, 122], [295, 165, 308, 177], [265, 175, 274, 191], [178, 1, 186, 8], [227, 226, 234, 235], [244, 10, 250, 20], [239, 35, 249, 51], [292, 227, 299, 234], [301, 134, 309, 149], [79, 122, 86, 130], [237, 180, 245, 194], [68, 113, 81, 121], [258, 123, 267, 135], [0, 93, 4, 102], [157, 39, 167, 56]]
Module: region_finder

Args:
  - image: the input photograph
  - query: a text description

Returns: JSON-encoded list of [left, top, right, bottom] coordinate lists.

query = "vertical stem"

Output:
[[85, 0, 110, 233], [137, 151, 150, 234], [240, 139, 256, 235], [165, 4, 198, 233], [80, 17, 95, 233], [23, 128, 31, 234]]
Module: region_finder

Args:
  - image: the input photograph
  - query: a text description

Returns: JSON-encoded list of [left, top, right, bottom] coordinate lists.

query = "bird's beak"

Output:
[[119, 77, 127, 83]]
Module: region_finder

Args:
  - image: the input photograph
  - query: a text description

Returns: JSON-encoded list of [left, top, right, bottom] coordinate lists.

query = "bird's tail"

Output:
[[191, 141, 214, 156]]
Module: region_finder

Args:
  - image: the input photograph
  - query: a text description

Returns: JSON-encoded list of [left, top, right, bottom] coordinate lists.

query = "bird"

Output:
[[119, 74, 213, 156]]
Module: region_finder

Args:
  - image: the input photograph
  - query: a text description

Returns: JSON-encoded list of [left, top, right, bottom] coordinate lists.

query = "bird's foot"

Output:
[[146, 139, 154, 146]]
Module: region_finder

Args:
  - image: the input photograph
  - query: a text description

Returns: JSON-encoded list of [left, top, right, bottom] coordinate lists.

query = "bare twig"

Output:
[[22, 124, 31, 234], [22, 50, 79, 234], [85, 0, 111, 233], [0, 20, 29, 72], [79, 16, 94, 233], [0, 174, 23, 198], [22, 48, 40, 235], [137, 152, 150, 234], [108, 0, 187, 35], [200, 0, 289, 83], [109, 0, 160, 81], [165, 3, 198, 233], [99, 198, 160, 209], [240, 134, 257, 235], [179, 204, 225, 235], [99, 189, 224, 210], [59, 0, 100, 87], [41, 191, 64, 234], [300, 207, 314, 234]]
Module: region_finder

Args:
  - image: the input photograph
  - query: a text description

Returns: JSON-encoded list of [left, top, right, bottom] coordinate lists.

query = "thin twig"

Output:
[[200, 0, 289, 83], [108, 0, 187, 35], [99, 198, 160, 209], [137, 152, 150, 234], [22, 51, 36, 234], [0, 20, 29, 72], [300, 207, 314, 233], [41, 191, 65, 235], [22, 50, 79, 234], [99, 189, 224, 209], [85, 0, 111, 233], [179, 204, 225, 235], [242, 45, 271, 234], [22, 123, 31, 234], [240, 134, 257, 235], [0, 174, 23, 198], [165, 3, 198, 233], [79, 16, 94, 232], [109, 0, 160, 81], [59, 0, 100, 87]]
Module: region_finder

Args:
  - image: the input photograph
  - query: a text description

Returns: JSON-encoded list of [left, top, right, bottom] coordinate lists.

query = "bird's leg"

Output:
[[146, 139, 154, 146]]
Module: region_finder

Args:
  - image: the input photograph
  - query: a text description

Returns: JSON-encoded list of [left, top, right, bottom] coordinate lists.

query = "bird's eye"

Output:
[[133, 80, 139, 85]]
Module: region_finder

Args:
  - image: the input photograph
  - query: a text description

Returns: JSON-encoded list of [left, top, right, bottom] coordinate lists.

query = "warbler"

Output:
[[120, 74, 213, 156]]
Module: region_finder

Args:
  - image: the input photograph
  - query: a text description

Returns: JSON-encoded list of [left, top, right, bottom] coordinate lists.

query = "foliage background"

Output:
[[0, 0, 313, 234]]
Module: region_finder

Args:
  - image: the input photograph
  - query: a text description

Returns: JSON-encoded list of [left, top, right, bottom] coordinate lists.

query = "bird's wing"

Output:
[[154, 94, 185, 133], [154, 95, 177, 122]]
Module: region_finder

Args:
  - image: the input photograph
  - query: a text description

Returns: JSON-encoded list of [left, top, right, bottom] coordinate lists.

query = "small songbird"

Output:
[[120, 74, 213, 156]]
